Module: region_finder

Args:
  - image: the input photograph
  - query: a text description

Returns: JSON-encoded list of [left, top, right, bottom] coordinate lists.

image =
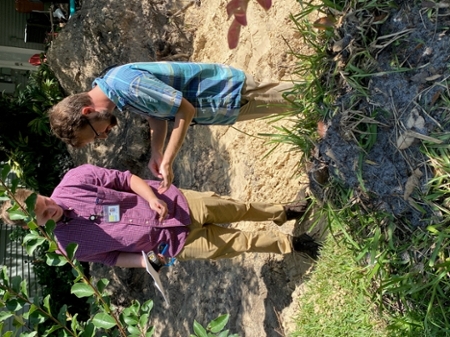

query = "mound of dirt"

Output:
[[314, 2, 450, 228]]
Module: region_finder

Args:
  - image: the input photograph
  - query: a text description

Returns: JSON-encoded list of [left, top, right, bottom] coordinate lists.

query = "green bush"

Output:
[[0, 62, 72, 195]]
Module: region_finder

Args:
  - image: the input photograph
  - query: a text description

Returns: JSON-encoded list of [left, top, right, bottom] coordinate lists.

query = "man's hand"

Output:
[[149, 198, 168, 221], [148, 152, 163, 179], [156, 162, 174, 194]]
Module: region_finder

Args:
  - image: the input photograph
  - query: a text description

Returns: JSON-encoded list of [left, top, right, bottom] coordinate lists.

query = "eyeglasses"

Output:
[[85, 118, 101, 139]]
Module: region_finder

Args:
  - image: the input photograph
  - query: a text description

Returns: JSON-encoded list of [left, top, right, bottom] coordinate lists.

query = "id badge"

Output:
[[103, 205, 120, 222]]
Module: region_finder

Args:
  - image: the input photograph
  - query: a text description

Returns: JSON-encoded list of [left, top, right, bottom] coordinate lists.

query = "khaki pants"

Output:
[[176, 190, 292, 260], [237, 74, 294, 121]]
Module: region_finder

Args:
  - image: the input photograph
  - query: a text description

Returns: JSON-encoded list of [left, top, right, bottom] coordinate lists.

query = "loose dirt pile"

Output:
[[315, 2, 450, 228]]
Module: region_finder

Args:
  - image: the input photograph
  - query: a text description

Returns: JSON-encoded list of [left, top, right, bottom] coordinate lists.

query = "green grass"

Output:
[[292, 227, 389, 337], [272, 1, 450, 336]]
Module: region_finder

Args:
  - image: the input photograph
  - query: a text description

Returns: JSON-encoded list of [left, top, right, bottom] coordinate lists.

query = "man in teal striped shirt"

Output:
[[49, 62, 293, 194]]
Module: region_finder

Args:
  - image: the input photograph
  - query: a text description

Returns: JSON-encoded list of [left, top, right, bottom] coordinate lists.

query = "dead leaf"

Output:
[[431, 91, 441, 106], [406, 108, 425, 129], [373, 13, 388, 23], [397, 132, 415, 150], [332, 38, 347, 52], [421, 0, 450, 8], [313, 16, 335, 30], [410, 71, 428, 83], [425, 74, 441, 81], [404, 169, 423, 200], [403, 169, 423, 200]]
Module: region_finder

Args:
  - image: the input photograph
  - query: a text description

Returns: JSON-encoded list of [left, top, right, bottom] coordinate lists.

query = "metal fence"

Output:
[[0, 222, 41, 333]]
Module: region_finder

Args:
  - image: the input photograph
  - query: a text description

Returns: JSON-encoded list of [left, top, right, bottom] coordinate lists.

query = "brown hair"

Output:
[[0, 188, 34, 226], [48, 93, 93, 147]]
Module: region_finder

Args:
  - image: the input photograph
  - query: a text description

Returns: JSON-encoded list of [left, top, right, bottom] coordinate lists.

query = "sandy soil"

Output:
[[127, 1, 320, 335]]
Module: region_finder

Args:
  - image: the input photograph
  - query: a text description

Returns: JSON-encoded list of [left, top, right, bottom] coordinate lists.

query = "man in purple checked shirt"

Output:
[[1, 164, 320, 269]]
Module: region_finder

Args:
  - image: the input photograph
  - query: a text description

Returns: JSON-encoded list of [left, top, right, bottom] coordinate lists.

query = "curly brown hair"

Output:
[[48, 93, 93, 147], [0, 188, 34, 227]]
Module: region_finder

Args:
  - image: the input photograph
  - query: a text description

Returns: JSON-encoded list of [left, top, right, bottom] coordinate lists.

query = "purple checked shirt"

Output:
[[50, 164, 191, 266]]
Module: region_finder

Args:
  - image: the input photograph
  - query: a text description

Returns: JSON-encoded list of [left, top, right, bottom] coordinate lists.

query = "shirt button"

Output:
[[129, 219, 132, 222]]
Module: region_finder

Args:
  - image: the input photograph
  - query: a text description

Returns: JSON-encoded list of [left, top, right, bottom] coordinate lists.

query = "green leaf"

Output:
[[1, 164, 11, 181], [25, 193, 37, 213], [43, 220, 56, 235], [3, 332, 12, 337], [23, 232, 41, 244], [20, 279, 29, 299], [96, 278, 109, 294], [92, 312, 116, 329], [123, 314, 138, 326], [21, 332, 38, 337], [6, 299, 22, 312], [145, 326, 155, 337], [139, 313, 149, 328], [25, 237, 46, 256], [80, 322, 95, 337], [193, 320, 208, 337], [43, 325, 61, 336], [217, 330, 230, 337], [65, 243, 78, 261], [46, 252, 67, 267], [141, 299, 153, 313], [0, 311, 13, 322], [42, 295, 51, 314], [70, 313, 79, 333], [57, 304, 68, 324], [71, 283, 95, 298], [126, 325, 141, 335], [8, 209, 28, 221], [207, 314, 229, 333], [0, 266, 9, 286], [11, 276, 21, 293]]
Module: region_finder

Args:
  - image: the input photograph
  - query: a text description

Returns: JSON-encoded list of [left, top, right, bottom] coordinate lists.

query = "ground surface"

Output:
[[46, 0, 450, 335], [315, 2, 450, 229], [47, 0, 319, 336]]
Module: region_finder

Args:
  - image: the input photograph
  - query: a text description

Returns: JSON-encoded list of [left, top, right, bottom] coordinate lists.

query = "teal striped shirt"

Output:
[[93, 62, 246, 125]]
